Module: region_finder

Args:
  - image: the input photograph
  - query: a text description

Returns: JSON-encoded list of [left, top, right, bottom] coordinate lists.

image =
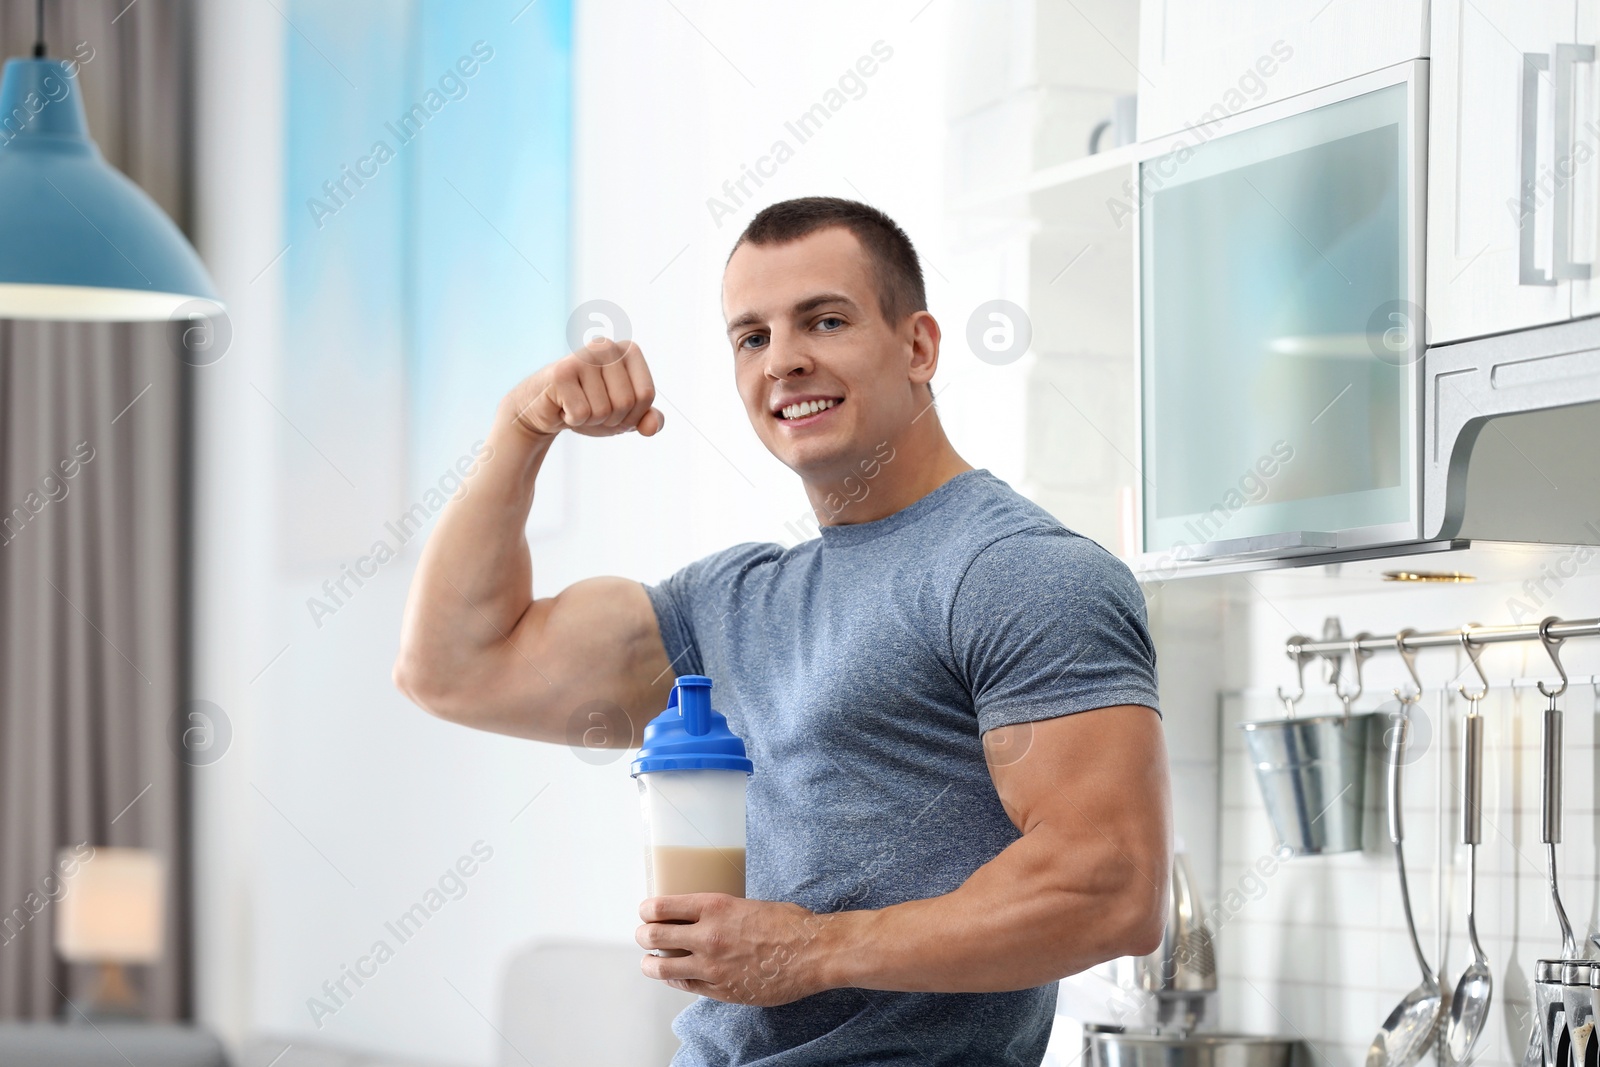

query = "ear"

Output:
[[906, 311, 941, 388]]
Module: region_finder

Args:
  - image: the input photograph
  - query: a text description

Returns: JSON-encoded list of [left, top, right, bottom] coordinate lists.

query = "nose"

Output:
[[761, 330, 814, 381]]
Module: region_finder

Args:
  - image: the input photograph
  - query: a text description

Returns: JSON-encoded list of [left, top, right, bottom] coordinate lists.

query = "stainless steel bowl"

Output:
[[1085, 1026, 1309, 1067]]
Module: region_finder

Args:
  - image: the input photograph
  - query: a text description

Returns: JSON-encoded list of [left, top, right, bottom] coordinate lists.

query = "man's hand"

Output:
[[637, 894, 840, 1007], [630, 709, 1168, 1004], [504, 337, 665, 440]]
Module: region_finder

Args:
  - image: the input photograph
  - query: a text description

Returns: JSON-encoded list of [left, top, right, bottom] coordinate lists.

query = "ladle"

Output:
[[1367, 631, 1446, 1067], [1526, 618, 1577, 1067], [1446, 626, 1492, 1064], [1523, 617, 1574, 1067], [1537, 616, 1577, 962]]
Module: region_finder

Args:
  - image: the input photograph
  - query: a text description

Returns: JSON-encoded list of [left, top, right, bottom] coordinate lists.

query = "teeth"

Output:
[[780, 398, 836, 420]]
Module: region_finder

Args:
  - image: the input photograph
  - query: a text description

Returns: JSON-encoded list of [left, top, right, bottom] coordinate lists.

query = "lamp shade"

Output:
[[54, 847, 165, 964], [0, 57, 221, 321]]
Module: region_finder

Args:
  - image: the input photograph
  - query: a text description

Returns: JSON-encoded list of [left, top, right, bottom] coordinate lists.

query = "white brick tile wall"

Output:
[[1219, 682, 1600, 1067]]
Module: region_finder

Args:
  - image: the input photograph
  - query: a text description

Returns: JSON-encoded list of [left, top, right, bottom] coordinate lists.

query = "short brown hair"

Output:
[[728, 197, 927, 326]]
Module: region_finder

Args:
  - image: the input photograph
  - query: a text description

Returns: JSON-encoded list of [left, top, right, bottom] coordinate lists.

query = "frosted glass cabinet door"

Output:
[[1429, 0, 1578, 343], [1139, 74, 1421, 558]]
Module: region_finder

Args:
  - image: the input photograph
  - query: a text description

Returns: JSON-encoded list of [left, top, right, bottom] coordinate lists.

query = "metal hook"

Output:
[[1456, 624, 1490, 704], [1393, 628, 1424, 705], [1334, 632, 1371, 713], [1277, 635, 1308, 715], [1537, 615, 1568, 703]]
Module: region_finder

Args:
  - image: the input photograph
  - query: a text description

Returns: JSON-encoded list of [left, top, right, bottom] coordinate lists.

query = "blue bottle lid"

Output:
[[630, 675, 753, 776]]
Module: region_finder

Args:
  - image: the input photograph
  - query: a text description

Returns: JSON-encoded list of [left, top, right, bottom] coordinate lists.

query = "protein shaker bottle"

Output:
[[631, 675, 753, 952]]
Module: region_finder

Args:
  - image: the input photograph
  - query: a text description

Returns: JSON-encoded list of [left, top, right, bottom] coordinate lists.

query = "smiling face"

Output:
[[723, 226, 937, 482]]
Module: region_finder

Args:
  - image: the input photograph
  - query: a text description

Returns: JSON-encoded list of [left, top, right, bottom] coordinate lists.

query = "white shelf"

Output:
[[948, 139, 1145, 213]]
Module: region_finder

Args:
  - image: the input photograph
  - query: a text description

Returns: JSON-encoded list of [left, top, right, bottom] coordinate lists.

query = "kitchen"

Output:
[[1, 1, 1599, 1066]]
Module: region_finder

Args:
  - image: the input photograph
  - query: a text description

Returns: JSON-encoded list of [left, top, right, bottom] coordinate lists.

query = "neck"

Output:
[[801, 411, 972, 527]]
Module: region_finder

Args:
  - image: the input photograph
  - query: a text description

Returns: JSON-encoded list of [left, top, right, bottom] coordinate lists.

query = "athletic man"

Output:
[[395, 197, 1171, 1065]]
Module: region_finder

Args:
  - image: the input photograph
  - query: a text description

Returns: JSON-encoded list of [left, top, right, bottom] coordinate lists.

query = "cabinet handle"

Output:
[[1554, 43, 1595, 280], [1521, 52, 1556, 286]]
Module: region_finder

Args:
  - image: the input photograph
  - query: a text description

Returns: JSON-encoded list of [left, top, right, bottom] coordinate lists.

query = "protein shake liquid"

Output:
[[631, 675, 754, 956]]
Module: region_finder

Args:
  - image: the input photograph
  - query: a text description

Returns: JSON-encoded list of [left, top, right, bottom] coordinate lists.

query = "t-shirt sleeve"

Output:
[[643, 541, 782, 682], [950, 528, 1160, 734]]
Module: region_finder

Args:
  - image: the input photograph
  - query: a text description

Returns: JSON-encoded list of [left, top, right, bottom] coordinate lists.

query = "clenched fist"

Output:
[[503, 337, 665, 439]]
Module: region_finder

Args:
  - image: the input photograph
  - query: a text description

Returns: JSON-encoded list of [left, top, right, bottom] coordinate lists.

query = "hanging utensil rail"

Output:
[[1285, 616, 1600, 658]]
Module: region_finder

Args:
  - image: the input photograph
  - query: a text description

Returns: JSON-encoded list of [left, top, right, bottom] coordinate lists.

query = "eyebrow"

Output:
[[725, 291, 861, 336]]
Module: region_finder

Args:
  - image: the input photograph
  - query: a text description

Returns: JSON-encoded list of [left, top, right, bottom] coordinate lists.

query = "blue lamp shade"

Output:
[[0, 57, 221, 322]]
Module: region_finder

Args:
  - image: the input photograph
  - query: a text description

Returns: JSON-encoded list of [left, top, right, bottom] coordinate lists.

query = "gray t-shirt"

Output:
[[644, 468, 1161, 1066]]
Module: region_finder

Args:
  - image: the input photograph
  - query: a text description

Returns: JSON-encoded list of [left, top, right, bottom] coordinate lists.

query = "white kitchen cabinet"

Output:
[[1428, 0, 1579, 344], [1137, 66, 1426, 563], [1137, 0, 1426, 142], [1568, 0, 1600, 315]]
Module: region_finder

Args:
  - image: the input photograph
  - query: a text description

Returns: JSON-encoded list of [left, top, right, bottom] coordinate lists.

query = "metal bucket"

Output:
[[1238, 712, 1374, 856]]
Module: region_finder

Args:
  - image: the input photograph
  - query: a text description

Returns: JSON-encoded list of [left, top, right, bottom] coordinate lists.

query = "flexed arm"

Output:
[[394, 339, 675, 744]]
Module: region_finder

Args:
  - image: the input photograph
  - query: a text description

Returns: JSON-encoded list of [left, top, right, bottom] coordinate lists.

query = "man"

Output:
[[394, 197, 1171, 1065]]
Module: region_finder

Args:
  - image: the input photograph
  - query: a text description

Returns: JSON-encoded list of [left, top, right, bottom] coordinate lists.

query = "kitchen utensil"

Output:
[[1115, 848, 1217, 1034], [1538, 617, 1578, 962], [1587, 966, 1600, 1067], [1564, 962, 1596, 1067], [1083, 1025, 1308, 1067], [1447, 628, 1493, 1064], [1528, 618, 1578, 1067], [1532, 961, 1597, 1067], [1240, 636, 1373, 856], [1525, 991, 1548, 1067], [1367, 633, 1445, 1067], [1533, 961, 1565, 1067]]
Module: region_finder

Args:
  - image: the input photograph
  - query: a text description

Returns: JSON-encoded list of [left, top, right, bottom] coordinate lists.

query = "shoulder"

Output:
[[942, 473, 1141, 594], [944, 477, 1146, 623], [969, 525, 1137, 585], [958, 525, 1145, 620]]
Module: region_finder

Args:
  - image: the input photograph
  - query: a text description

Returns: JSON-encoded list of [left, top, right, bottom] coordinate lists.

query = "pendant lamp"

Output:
[[0, 2, 221, 321]]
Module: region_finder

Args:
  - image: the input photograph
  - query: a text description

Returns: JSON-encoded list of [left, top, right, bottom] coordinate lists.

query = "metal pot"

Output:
[[1239, 712, 1374, 856]]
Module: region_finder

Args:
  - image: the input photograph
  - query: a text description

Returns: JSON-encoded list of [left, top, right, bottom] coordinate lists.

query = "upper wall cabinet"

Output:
[[1428, 1, 1581, 344], [1137, 0, 1427, 143], [1136, 63, 1427, 565]]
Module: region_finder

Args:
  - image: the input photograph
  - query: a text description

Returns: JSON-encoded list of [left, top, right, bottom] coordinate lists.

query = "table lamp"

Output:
[[54, 847, 164, 1019]]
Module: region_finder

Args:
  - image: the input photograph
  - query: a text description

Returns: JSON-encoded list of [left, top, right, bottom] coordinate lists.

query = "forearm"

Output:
[[812, 825, 1154, 994]]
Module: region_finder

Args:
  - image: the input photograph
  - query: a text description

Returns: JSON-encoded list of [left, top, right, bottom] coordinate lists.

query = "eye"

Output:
[[738, 331, 769, 351], [816, 315, 845, 331]]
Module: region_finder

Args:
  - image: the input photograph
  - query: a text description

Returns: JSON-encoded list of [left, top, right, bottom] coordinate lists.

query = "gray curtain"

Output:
[[0, 0, 193, 1020]]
